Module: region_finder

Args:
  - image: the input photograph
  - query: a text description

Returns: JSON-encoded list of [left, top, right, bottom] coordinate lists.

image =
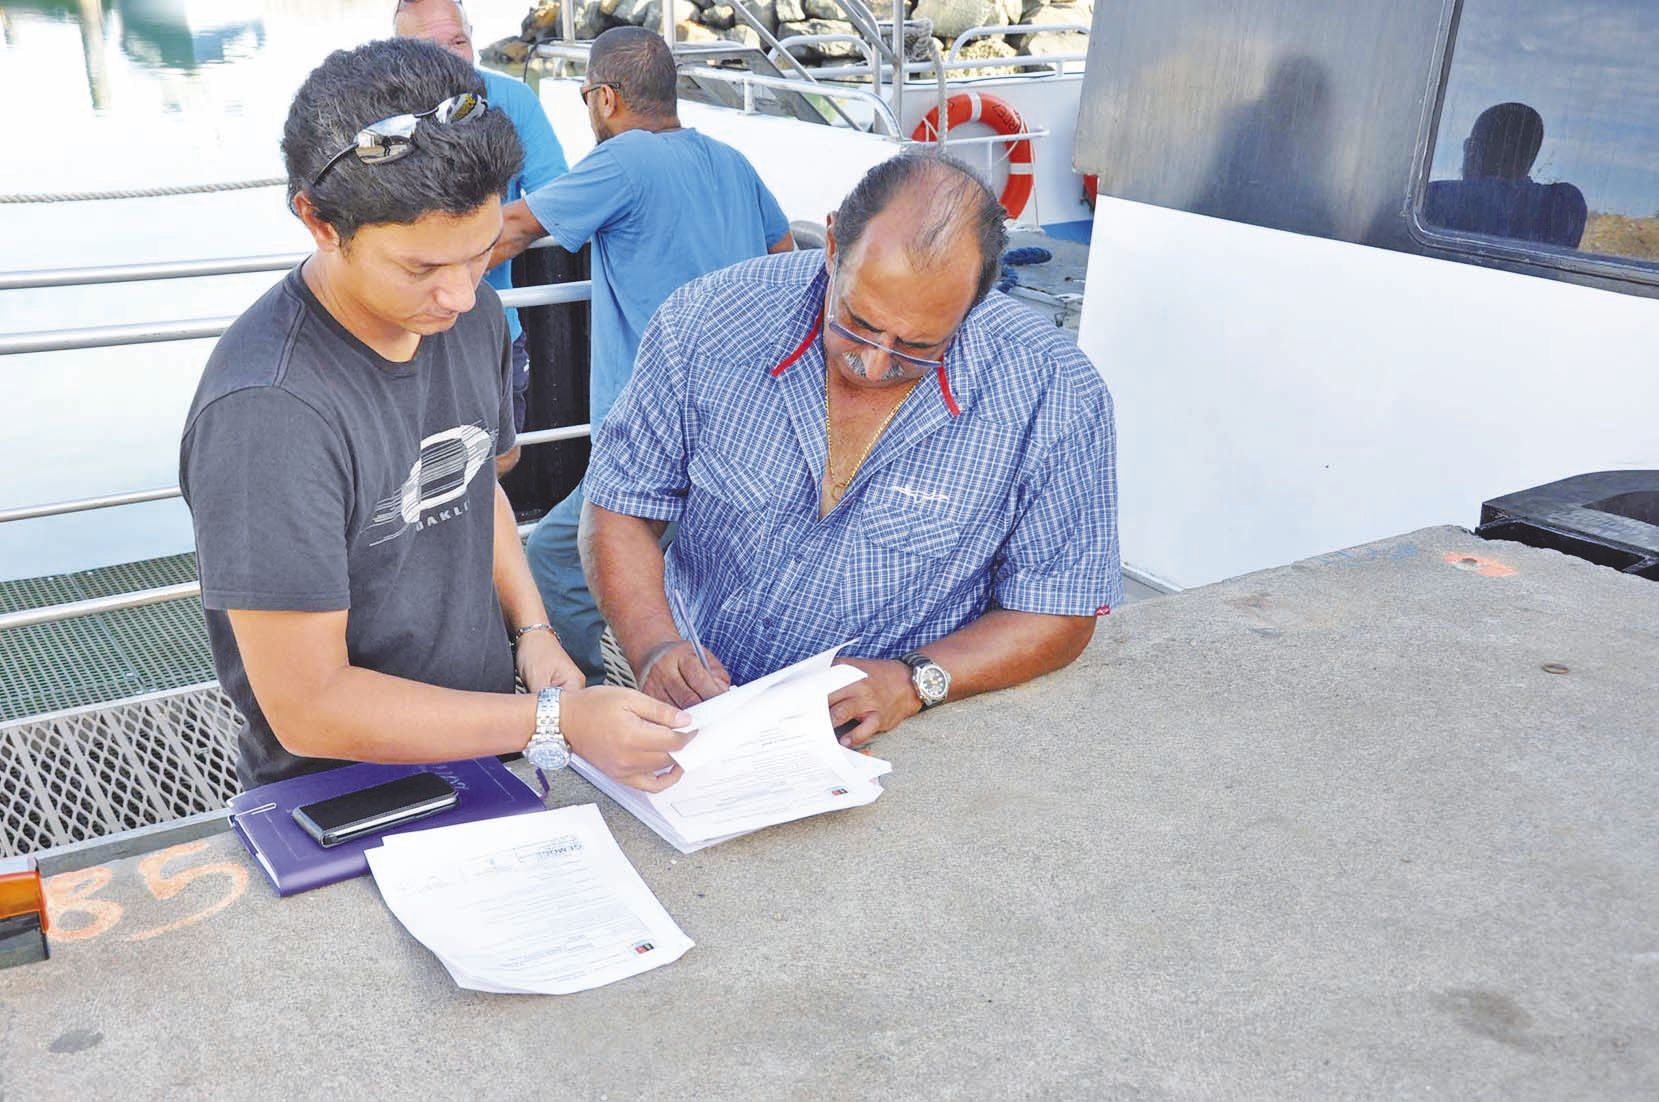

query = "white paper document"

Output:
[[365, 804, 692, 994], [572, 642, 893, 853]]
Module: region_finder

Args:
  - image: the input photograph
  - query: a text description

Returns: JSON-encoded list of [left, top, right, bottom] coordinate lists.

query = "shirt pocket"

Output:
[[681, 451, 777, 588], [838, 499, 970, 631]]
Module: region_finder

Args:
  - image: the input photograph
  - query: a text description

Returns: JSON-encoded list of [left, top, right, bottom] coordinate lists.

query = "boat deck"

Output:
[[4, 526, 1655, 1098]]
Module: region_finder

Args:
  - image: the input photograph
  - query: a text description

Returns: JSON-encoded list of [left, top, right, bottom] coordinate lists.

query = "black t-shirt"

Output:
[[180, 266, 516, 789]]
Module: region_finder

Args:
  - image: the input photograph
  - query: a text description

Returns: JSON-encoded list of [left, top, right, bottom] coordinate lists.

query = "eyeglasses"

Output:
[[824, 289, 952, 373], [579, 81, 621, 105], [309, 92, 488, 190]]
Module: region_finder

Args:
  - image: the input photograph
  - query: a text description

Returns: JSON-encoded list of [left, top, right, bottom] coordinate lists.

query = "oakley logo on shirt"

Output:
[[367, 423, 495, 546]]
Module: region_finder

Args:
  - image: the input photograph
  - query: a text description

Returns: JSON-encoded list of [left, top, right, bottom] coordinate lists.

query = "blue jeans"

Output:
[[510, 332, 530, 431], [525, 478, 677, 684], [525, 478, 605, 683]]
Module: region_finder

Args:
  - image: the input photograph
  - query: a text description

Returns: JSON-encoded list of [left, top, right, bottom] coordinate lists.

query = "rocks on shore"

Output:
[[490, 0, 1090, 70]]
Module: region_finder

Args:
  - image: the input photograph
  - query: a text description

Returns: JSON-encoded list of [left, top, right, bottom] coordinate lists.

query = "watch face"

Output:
[[915, 663, 950, 704], [526, 738, 570, 771]]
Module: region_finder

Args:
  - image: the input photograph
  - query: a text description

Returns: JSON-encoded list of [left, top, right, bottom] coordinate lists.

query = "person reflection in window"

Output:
[[1424, 102, 1587, 248]]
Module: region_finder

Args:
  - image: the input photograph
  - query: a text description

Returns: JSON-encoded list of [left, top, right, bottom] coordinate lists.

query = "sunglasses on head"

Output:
[[309, 92, 488, 190]]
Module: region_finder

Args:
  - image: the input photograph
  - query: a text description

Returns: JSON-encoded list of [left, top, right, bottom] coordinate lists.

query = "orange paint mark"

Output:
[[1444, 552, 1518, 578], [127, 840, 250, 942], [43, 866, 124, 942]]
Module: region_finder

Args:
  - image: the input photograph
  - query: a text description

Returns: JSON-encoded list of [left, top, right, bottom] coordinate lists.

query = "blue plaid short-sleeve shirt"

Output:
[[585, 250, 1122, 685]]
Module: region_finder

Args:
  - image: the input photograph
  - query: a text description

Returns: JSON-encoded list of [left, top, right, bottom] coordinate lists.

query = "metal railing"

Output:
[[0, 240, 579, 356], [0, 242, 595, 632], [677, 64, 905, 136], [0, 421, 596, 633], [946, 23, 1089, 67], [770, 34, 878, 74], [0, 252, 308, 291], [532, 0, 1082, 132]]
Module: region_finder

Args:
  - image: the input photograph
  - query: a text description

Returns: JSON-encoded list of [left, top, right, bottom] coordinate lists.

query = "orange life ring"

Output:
[[911, 92, 1034, 220]]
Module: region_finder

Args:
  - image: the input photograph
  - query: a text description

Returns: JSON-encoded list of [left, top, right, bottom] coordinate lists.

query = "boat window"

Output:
[[1415, 0, 1659, 279]]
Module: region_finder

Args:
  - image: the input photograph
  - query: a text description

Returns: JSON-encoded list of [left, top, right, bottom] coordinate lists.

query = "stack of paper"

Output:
[[365, 804, 692, 994], [573, 643, 893, 853]]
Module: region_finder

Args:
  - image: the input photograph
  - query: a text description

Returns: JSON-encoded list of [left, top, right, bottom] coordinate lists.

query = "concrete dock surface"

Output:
[[2, 526, 1655, 1098]]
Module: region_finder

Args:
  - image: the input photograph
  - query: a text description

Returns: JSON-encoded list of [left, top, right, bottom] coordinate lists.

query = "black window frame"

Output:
[[1407, 0, 1659, 291]]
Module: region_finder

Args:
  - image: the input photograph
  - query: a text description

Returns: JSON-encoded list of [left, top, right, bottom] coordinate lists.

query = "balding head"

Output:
[[394, 0, 474, 65], [830, 152, 1007, 305]]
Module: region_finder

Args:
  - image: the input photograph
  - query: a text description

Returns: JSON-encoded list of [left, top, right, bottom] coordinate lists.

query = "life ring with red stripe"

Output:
[[911, 92, 1034, 220]]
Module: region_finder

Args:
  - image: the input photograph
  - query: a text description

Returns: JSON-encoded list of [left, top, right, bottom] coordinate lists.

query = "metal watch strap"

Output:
[[527, 686, 570, 794], [513, 622, 554, 645]]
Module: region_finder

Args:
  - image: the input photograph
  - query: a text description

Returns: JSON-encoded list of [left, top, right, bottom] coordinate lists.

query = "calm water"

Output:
[[0, 0, 542, 581]]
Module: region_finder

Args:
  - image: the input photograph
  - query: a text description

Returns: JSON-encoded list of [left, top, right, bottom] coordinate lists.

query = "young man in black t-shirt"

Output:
[[181, 39, 691, 792]]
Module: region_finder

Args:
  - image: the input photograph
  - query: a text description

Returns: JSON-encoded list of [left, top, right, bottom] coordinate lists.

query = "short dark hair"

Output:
[[587, 27, 678, 117], [1467, 102, 1545, 180], [282, 38, 521, 241], [833, 151, 1007, 303]]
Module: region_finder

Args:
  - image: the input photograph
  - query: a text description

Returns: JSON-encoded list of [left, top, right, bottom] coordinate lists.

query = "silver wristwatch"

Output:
[[899, 652, 950, 709], [524, 686, 571, 771]]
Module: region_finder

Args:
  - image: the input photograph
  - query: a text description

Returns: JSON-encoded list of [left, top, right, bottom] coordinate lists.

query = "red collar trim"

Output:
[[937, 363, 961, 417], [770, 310, 822, 377], [770, 309, 963, 418]]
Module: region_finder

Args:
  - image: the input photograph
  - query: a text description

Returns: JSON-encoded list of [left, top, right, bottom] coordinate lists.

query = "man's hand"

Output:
[[515, 630, 584, 692], [828, 658, 922, 748], [561, 686, 693, 792], [635, 640, 732, 709]]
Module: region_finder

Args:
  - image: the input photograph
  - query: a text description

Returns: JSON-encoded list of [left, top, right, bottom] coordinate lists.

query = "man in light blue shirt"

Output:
[[395, 0, 568, 469], [492, 26, 794, 678]]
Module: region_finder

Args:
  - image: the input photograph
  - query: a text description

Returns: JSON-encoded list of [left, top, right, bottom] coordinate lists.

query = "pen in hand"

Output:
[[669, 587, 714, 678]]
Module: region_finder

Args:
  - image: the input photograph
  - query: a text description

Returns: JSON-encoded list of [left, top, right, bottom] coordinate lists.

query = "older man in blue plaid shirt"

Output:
[[584, 152, 1120, 750]]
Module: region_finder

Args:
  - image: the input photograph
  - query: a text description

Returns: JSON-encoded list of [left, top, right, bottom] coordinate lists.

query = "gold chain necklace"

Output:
[[825, 370, 919, 505]]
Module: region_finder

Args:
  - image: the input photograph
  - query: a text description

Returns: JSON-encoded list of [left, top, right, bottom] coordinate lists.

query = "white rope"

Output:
[[0, 179, 286, 204]]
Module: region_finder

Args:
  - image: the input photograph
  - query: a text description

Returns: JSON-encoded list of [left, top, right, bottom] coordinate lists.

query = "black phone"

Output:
[[291, 772, 458, 848]]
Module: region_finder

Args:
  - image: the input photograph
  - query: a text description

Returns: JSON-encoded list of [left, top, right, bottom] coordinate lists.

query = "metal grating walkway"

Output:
[[0, 555, 238, 858], [0, 684, 242, 858], [0, 553, 215, 723]]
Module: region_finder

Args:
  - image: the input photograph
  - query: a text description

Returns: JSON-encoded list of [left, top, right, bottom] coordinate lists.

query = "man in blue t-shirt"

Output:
[[491, 26, 794, 679], [396, 0, 569, 471]]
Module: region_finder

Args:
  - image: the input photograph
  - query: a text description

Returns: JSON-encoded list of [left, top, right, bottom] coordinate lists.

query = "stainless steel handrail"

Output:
[[0, 424, 594, 528], [770, 34, 877, 71], [0, 583, 203, 631], [1, 239, 599, 633], [0, 253, 308, 291], [0, 486, 182, 525], [0, 238, 561, 293], [945, 23, 1089, 62], [0, 425, 594, 631], [933, 127, 1052, 147], [0, 279, 591, 356], [677, 64, 903, 135], [805, 54, 1088, 81]]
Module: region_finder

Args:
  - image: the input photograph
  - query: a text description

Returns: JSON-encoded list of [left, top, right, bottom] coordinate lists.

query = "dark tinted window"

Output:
[[1420, 0, 1659, 271]]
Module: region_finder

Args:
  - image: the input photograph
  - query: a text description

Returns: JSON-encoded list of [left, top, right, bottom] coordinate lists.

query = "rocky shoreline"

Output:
[[486, 0, 1090, 74]]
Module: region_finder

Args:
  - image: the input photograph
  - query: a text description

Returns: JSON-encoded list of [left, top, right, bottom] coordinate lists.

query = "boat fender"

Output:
[[912, 93, 1035, 220]]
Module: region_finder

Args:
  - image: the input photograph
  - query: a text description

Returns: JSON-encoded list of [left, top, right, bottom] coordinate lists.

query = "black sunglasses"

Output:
[[579, 81, 621, 104], [309, 92, 488, 190]]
